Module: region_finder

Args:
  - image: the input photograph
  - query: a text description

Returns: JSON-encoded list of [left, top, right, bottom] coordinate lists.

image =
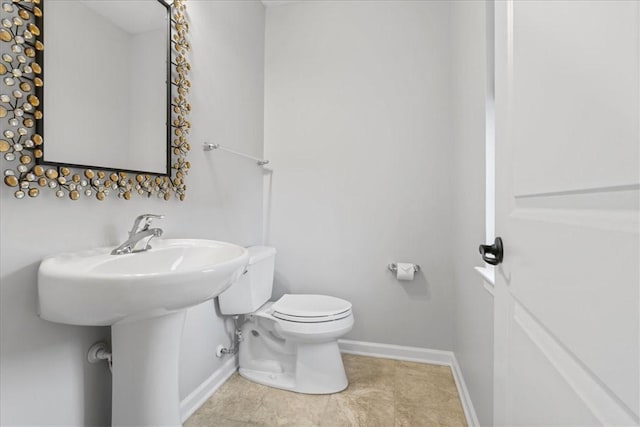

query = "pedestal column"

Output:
[[111, 311, 186, 427]]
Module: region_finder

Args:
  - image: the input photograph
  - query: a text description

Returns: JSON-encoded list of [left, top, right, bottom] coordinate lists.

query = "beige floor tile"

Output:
[[342, 354, 396, 393], [196, 374, 269, 423], [396, 376, 459, 407], [321, 388, 394, 427], [250, 387, 330, 427], [186, 355, 468, 427], [395, 361, 466, 426], [185, 413, 266, 427], [396, 362, 459, 402], [396, 361, 453, 384], [396, 401, 467, 427]]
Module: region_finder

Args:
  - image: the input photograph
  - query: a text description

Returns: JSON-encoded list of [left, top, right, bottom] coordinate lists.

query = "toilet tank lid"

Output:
[[247, 246, 277, 264]]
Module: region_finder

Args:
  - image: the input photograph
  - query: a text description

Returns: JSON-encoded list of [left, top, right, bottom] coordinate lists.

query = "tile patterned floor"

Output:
[[185, 354, 467, 427]]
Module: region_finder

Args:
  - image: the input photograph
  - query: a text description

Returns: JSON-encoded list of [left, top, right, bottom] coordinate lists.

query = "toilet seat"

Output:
[[271, 294, 352, 323]]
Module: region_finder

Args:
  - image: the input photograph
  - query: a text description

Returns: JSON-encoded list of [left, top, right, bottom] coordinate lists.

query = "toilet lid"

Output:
[[272, 294, 352, 322]]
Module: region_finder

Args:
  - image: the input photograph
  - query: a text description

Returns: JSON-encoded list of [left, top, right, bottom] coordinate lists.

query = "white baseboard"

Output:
[[450, 355, 481, 427], [179, 356, 238, 423], [338, 339, 480, 427], [338, 339, 453, 365]]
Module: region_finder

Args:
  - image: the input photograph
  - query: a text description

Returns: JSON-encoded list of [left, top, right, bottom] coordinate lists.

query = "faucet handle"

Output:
[[138, 213, 165, 220], [131, 214, 165, 234]]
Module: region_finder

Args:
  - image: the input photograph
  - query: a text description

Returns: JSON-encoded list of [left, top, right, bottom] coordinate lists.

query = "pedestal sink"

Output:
[[37, 239, 249, 427]]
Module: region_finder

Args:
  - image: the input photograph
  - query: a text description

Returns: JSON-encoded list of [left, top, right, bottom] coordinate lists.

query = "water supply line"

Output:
[[216, 315, 243, 357]]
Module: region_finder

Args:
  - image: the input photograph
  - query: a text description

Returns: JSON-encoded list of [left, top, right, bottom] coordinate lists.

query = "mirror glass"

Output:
[[43, 0, 169, 175]]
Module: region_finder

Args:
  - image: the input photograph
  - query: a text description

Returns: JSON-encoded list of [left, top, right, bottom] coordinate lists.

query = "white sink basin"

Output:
[[38, 238, 248, 325], [37, 238, 249, 427]]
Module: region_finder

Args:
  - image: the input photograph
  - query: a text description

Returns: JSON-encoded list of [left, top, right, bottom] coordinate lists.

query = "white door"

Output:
[[493, 1, 639, 425]]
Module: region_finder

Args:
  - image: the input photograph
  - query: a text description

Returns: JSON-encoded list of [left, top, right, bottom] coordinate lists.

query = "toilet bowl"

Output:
[[217, 247, 354, 394]]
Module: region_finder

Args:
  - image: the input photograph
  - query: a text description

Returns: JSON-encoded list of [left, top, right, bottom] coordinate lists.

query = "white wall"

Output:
[[0, 1, 265, 425], [264, 1, 455, 349], [450, 2, 494, 426]]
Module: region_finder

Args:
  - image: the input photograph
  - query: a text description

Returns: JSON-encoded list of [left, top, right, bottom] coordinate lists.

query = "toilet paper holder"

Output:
[[387, 263, 421, 273]]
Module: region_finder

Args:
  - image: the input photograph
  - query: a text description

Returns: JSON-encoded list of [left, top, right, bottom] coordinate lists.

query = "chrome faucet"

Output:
[[111, 214, 164, 255]]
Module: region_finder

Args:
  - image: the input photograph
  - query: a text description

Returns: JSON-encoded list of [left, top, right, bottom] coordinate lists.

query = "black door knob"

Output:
[[479, 237, 504, 266]]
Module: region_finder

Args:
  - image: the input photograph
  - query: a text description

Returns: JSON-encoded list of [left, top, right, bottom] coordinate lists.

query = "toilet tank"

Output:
[[218, 246, 276, 315]]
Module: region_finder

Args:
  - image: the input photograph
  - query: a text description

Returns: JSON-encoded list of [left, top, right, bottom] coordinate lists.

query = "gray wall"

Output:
[[451, 2, 495, 426], [264, 1, 455, 350], [0, 1, 265, 425]]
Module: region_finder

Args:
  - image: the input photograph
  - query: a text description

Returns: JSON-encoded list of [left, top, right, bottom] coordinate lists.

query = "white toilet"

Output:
[[218, 246, 354, 394]]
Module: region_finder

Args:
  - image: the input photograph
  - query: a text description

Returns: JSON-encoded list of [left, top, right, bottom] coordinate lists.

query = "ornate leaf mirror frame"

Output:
[[0, 0, 191, 201]]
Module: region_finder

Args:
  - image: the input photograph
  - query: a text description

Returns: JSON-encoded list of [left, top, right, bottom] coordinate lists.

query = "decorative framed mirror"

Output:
[[0, 0, 191, 201]]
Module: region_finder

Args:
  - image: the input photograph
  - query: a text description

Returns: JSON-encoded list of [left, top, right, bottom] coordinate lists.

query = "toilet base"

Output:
[[239, 340, 348, 394]]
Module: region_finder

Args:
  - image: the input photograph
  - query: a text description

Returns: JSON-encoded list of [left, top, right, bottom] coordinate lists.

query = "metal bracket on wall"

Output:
[[387, 263, 421, 273], [203, 142, 270, 166]]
